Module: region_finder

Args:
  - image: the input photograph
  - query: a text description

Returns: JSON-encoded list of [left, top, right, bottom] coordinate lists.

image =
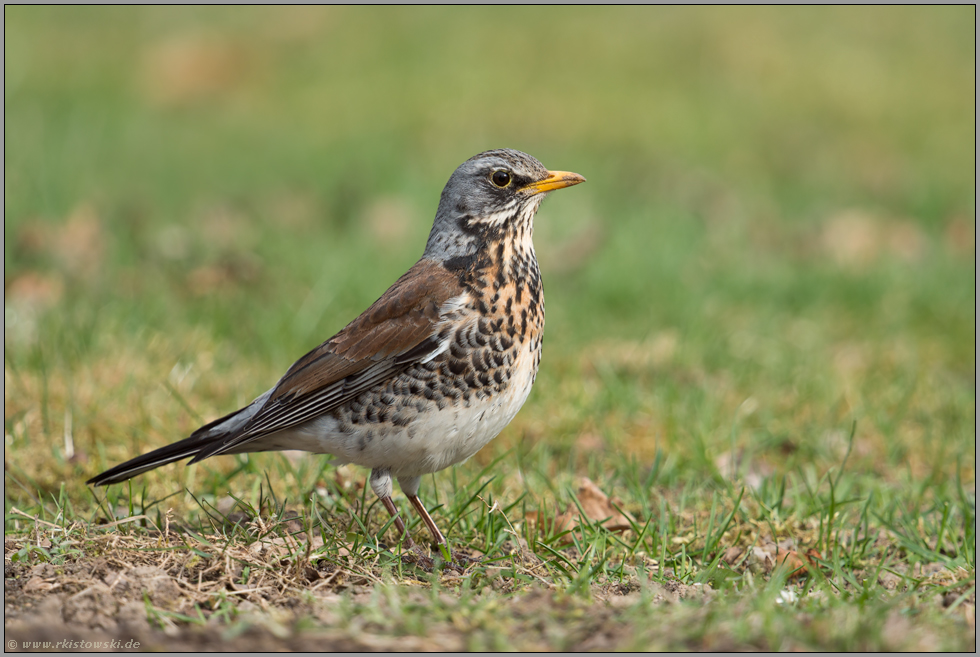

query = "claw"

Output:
[[449, 550, 481, 570], [398, 546, 480, 573], [401, 550, 435, 572]]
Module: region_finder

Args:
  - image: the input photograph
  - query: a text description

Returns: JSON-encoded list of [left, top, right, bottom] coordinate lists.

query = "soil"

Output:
[[4, 534, 714, 652]]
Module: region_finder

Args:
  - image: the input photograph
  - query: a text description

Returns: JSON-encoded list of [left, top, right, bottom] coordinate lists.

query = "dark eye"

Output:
[[490, 170, 511, 188]]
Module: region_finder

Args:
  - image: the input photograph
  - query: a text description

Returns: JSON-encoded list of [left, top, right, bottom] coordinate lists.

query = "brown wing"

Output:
[[193, 258, 463, 459]]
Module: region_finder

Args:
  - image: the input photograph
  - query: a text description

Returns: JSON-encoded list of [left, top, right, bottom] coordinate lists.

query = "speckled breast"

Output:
[[326, 248, 545, 477]]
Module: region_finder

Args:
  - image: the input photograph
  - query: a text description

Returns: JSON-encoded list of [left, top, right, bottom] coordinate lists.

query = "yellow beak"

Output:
[[521, 170, 586, 196]]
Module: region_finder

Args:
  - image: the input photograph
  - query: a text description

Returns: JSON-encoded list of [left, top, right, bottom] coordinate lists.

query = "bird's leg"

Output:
[[399, 475, 478, 571], [371, 468, 442, 570], [405, 494, 479, 571], [378, 494, 416, 550], [370, 468, 416, 549], [370, 471, 475, 572], [405, 494, 446, 547]]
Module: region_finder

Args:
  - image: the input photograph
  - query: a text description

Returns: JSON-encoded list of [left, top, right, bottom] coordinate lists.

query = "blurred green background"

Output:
[[4, 6, 975, 501]]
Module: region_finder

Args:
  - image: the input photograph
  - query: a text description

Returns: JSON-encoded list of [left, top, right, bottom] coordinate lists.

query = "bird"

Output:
[[88, 149, 585, 566]]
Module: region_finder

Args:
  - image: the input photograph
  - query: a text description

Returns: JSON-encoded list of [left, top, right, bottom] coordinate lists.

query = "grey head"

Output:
[[423, 149, 585, 261]]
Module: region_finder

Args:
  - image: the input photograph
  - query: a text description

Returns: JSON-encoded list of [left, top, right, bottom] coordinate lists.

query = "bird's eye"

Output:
[[490, 170, 512, 188]]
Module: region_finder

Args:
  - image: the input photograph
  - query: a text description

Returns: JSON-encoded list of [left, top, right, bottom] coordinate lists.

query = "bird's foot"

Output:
[[447, 550, 482, 570], [400, 545, 436, 572], [398, 546, 480, 573]]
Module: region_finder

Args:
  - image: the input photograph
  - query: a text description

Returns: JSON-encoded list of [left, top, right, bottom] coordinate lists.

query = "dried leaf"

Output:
[[721, 546, 744, 566], [526, 477, 635, 544], [773, 547, 823, 580], [574, 477, 634, 531]]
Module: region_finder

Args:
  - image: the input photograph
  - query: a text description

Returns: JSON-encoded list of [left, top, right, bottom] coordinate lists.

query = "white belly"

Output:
[[275, 338, 539, 478], [388, 346, 537, 477]]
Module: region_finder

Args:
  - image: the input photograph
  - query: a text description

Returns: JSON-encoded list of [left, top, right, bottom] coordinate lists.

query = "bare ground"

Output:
[[5, 523, 973, 652], [4, 529, 719, 652]]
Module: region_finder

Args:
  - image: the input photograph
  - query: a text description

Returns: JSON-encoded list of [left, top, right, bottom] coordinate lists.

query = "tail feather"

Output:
[[88, 390, 274, 487], [86, 432, 219, 486], [86, 406, 252, 486]]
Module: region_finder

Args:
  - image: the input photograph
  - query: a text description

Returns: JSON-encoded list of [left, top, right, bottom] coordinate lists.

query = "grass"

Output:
[[4, 5, 976, 651]]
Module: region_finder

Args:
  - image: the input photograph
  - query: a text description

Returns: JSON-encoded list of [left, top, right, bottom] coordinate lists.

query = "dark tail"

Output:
[[87, 408, 243, 486]]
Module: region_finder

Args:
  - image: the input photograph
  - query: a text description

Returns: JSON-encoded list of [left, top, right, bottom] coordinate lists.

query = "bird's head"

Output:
[[424, 149, 585, 261]]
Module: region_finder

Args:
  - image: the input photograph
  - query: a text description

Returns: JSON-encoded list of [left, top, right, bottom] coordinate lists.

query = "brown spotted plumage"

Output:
[[88, 149, 585, 566]]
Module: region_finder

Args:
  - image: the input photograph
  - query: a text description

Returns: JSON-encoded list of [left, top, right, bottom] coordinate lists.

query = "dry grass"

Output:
[[5, 488, 974, 651]]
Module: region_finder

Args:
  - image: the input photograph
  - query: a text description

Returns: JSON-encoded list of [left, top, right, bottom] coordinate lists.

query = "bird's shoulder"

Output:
[[271, 258, 465, 401]]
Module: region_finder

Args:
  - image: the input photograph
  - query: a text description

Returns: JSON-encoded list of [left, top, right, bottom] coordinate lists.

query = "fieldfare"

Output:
[[88, 149, 585, 563]]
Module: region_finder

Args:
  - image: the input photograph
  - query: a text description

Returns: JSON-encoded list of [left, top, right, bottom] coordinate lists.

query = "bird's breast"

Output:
[[312, 234, 546, 476]]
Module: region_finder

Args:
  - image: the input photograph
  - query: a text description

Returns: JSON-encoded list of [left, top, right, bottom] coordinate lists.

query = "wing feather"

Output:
[[189, 259, 463, 462]]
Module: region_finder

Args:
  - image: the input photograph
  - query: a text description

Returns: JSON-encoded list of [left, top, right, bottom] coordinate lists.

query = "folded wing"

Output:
[[88, 258, 463, 485]]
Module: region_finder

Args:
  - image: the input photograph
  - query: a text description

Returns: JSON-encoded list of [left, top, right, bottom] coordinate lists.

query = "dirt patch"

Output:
[[5, 519, 972, 651], [4, 527, 670, 651]]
